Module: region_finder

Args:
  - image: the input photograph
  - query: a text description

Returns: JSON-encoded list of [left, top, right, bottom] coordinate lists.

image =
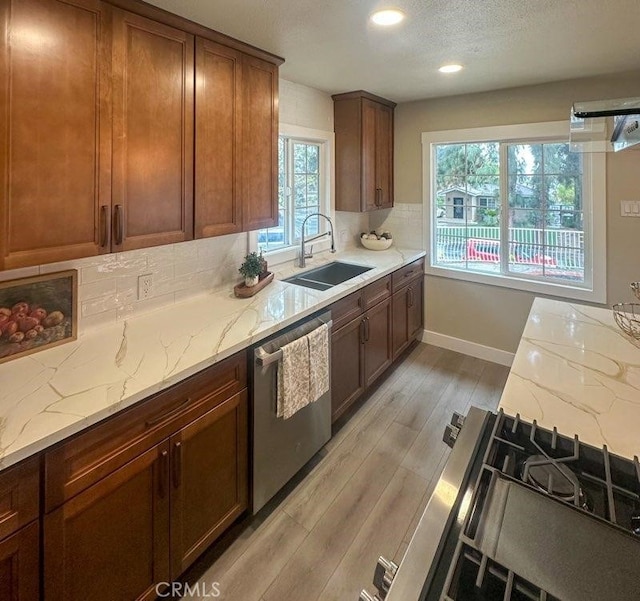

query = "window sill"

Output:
[[425, 263, 606, 304]]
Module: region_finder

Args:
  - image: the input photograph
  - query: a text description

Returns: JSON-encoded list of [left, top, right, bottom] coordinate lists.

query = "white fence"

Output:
[[436, 225, 584, 269]]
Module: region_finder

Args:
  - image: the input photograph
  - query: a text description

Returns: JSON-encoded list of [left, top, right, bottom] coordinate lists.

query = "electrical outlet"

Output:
[[620, 200, 640, 217], [138, 274, 153, 300], [339, 229, 349, 243]]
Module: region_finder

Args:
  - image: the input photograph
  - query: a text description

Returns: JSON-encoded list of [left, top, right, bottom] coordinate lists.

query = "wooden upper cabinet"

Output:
[[242, 56, 279, 231], [333, 91, 396, 212], [375, 102, 394, 209], [0, 0, 112, 270], [195, 39, 243, 238], [111, 9, 194, 251]]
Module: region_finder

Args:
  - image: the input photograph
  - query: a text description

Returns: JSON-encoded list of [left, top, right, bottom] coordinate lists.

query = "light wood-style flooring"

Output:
[[188, 343, 509, 601]]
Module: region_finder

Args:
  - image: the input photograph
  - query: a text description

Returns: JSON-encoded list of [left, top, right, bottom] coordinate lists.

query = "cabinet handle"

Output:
[[145, 398, 192, 427], [99, 205, 108, 247], [158, 449, 169, 499], [360, 319, 366, 345], [172, 441, 182, 489], [114, 204, 124, 246], [365, 316, 370, 342], [408, 287, 413, 308], [375, 188, 382, 206]]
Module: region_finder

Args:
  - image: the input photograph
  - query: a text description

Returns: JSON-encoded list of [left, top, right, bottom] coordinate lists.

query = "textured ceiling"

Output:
[[146, 0, 640, 103]]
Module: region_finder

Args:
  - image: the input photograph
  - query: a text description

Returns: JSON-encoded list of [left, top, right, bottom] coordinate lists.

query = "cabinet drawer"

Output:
[[45, 351, 246, 511], [362, 275, 391, 311], [0, 456, 39, 542], [392, 258, 424, 291], [331, 290, 364, 331]]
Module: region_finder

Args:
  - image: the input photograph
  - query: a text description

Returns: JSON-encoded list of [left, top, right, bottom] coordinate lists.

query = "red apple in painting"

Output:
[[30, 308, 47, 322], [18, 317, 39, 333], [0, 308, 11, 318], [0, 314, 9, 327], [1, 321, 18, 338], [11, 302, 29, 314]]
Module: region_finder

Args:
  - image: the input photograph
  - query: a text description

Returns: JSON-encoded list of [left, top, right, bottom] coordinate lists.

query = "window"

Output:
[[257, 134, 328, 254], [423, 122, 606, 302]]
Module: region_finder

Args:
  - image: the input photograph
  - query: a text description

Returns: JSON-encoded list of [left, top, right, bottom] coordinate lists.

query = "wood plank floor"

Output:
[[188, 343, 509, 601]]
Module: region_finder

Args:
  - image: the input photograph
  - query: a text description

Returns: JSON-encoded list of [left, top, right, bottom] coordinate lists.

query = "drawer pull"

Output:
[[145, 398, 192, 427], [365, 316, 370, 342], [172, 441, 182, 488], [158, 449, 168, 498]]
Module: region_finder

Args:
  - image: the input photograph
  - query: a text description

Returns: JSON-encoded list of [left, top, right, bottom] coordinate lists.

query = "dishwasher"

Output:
[[251, 310, 332, 513]]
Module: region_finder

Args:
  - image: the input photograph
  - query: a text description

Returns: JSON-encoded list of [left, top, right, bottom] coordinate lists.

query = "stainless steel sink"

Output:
[[283, 261, 373, 290]]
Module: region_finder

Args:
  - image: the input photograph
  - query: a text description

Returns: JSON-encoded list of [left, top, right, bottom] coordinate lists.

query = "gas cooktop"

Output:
[[441, 411, 640, 601], [364, 408, 640, 601]]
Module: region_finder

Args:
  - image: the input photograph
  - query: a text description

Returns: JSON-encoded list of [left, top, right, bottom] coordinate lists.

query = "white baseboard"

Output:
[[421, 330, 514, 367]]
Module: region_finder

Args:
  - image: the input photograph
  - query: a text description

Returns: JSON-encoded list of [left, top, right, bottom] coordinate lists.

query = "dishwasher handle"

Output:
[[255, 319, 333, 367]]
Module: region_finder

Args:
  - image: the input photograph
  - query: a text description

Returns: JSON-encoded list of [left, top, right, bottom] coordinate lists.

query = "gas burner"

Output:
[[521, 454, 592, 511]]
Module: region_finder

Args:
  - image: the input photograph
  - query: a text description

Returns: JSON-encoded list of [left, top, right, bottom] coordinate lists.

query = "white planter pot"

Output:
[[245, 275, 259, 287]]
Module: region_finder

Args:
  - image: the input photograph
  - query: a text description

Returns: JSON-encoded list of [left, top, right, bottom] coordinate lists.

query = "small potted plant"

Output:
[[239, 252, 263, 287]]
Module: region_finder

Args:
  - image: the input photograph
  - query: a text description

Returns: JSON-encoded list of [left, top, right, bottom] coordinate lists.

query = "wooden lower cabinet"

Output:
[[45, 443, 171, 601], [331, 317, 366, 420], [392, 278, 424, 359], [363, 297, 392, 387], [0, 521, 39, 601], [331, 297, 392, 421], [44, 353, 249, 600], [171, 391, 248, 576], [331, 264, 424, 421]]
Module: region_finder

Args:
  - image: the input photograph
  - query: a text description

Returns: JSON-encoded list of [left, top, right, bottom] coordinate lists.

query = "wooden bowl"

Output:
[[360, 237, 393, 250]]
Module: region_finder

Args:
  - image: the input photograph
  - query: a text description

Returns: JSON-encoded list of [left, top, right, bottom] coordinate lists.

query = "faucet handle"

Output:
[[304, 244, 314, 259]]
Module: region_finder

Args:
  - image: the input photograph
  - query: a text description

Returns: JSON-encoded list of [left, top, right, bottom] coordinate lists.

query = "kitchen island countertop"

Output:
[[0, 247, 425, 470], [499, 297, 640, 460]]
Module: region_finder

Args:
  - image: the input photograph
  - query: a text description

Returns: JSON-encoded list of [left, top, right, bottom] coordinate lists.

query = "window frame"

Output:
[[249, 124, 335, 265], [422, 121, 607, 303]]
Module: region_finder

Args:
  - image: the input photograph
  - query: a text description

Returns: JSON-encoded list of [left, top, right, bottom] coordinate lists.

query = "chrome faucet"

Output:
[[298, 212, 336, 268]]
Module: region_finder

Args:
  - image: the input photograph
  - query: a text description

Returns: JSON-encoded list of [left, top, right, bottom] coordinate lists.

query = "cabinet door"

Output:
[[45, 442, 171, 601], [392, 278, 424, 359], [0, 0, 112, 270], [112, 10, 194, 251], [242, 56, 279, 231], [195, 39, 243, 238], [331, 318, 365, 422], [375, 103, 394, 209], [407, 278, 424, 341], [364, 297, 392, 388], [361, 99, 378, 211], [170, 390, 248, 576], [391, 287, 410, 360], [0, 522, 39, 601]]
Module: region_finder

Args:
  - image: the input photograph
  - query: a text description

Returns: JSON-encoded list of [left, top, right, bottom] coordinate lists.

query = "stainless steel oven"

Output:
[[360, 406, 640, 601]]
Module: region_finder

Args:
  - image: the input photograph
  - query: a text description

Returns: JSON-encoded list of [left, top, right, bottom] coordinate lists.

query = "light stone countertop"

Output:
[[0, 247, 426, 470], [499, 298, 640, 460]]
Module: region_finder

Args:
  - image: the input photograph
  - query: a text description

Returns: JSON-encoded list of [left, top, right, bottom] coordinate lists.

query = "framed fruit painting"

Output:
[[0, 270, 77, 364]]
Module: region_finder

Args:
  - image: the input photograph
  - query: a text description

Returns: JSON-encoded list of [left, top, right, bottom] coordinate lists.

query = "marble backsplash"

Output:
[[369, 203, 424, 250]]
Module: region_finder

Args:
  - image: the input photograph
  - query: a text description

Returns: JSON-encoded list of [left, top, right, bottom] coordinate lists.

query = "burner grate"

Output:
[[442, 542, 560, 601], [482, 411, 640, 534]]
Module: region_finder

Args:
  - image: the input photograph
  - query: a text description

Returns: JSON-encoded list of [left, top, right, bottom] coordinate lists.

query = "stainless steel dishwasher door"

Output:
[[252, 311, 332, 514]]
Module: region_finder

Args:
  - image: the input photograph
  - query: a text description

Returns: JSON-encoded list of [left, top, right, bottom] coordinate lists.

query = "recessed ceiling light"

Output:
[[370, 9, 405, 26], [439, 64, 463, 74]]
